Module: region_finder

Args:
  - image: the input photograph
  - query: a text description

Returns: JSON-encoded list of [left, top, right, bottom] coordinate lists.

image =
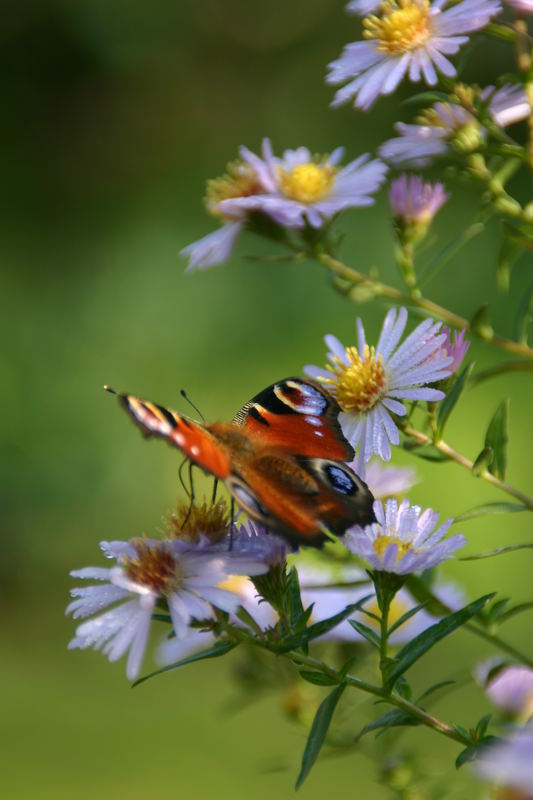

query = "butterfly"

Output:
[[105, 378, 375, 546]]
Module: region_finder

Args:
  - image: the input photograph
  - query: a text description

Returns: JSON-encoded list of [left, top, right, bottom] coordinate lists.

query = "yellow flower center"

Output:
[[366, 594, 411, 630], [168, 498, 230, 544], [123, 540, 179, 595], [363, 0, 431, 55], [278, 162, 336, 204], [205, 160, 262, 218], [372, 534, 412, 563], [318, 345, 388, 414], [218, 575, 248, 594]]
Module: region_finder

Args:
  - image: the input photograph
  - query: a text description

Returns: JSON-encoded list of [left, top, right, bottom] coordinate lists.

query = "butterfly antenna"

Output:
[[181, 462, 196, 529], [103, 385, 117, 395], [180, 389, 206, 423], [178, 458, 191, 498]]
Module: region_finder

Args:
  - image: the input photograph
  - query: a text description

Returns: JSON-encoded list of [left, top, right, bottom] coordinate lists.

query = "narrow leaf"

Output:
[[455, 502, 528, 522], [416, 680, 457, 704], [132, 640, 237, 687], [286, 567, 305, 629], [383, 594, 494, 691], [295, 683, 346, 790], [456, 736, 501, 769], [437, 362, 474, 438], [497, 601, 533, 624], [387, 602, 429, 636], [349, 620, 381, 649], [472, 446, 493, 476], [277, 603, 360, 653], [460, 543, 533, 561], [299, 671, 339, 687], [484, 399, 509, 480], [355, 708, 419, 742]]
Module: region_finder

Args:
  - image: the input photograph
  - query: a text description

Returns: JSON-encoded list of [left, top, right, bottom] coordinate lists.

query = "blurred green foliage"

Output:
[[1, 2, 532, 797]]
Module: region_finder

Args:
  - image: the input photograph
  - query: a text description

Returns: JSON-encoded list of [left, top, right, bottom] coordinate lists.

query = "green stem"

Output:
[[469, 360, 533, 387], [402, 424, 533, 511], [316, 250, 533, 360], [285, 650, 470, 746], [465, 624, 533, 669]]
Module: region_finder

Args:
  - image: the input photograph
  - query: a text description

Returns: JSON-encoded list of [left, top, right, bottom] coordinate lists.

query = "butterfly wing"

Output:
[[108, 390, 232, 479], [234, 377, 354, 462]]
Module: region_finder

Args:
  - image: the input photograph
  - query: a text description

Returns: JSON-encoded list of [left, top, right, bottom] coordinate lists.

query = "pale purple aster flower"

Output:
[[389, 173, 449, 225], [181, 221, 244, 272], [210, 521, 291, 565], [439, 327, 470, 373], [474, 727, 533, 795], [347, 0, 382, 15], [218, 138, 388, 229], [343, 498, 466, 574], [379, 102, 484, 166], [357, 459, 418, 498], [298, 562, 465, 643], [485, 83, 531, 128], [327, 0, 502, 111], [304, 307, 453, 462], [67, 538, 269, 680], [479, 662, 533, 717]]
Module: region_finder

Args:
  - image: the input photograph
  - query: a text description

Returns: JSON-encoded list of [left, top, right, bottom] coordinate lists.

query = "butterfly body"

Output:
[[109, 378, 375, 546]]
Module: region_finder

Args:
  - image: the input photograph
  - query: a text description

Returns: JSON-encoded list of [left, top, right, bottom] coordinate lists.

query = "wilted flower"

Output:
[[379, 102, 485, 166], [67, 538, 269, 679], [305, 307, 452, 461], [439, 327, 470, 374], [327, 0, 501, 111], [474, 727, 533, 796], [344, 498, 466, 574], [389, 174, 448, 242], [217, 138, 387, 229]]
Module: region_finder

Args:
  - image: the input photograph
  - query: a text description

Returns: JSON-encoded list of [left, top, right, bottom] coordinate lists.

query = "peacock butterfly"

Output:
[[105, 378, 375, 546]]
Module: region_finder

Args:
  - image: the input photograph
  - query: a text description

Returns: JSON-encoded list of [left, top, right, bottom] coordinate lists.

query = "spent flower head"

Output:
[[66, 537, 269, 679], [389, 173, 448, 240], [439, 327, 470, 374], [344, 498, 466, 574], [305, 306, 452, 462], [327, 0, 501, 110]]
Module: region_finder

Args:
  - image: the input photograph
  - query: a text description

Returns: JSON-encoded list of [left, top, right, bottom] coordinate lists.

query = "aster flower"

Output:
[[474, 727, 533, 796], [358, 459, 418, 498], [484, 83, 531, 128], [438, 327, 470, 374], [344, 498, 466, 574], [347, 0, 382, 15], [218, 138, 387, 229], [379, 102, 484, 166], [477, 661, 533, 718], [67, 537, 269, 680], [305, 307, 452, 462], [298, 562, 465, 643], [505, 0, 533, 12], [327, 0, 502, 111], [389, 174, 448, 229]]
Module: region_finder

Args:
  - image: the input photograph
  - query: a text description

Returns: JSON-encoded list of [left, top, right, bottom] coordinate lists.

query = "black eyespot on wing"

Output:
[[227, 478, 269, 518], [324, 464, 358, 496]]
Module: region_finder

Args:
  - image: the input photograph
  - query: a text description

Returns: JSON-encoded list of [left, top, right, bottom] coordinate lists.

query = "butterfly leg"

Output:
[[178, 457, 191, 497], [181, 462, 196, 530], [229, 496, 235, 551], [211, 477, 219, 504]]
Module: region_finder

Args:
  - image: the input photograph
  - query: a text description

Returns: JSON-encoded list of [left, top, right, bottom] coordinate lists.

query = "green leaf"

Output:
[[295, 683, 346, 790], [484, 399, 509, 480], [151, 613, 172, 624], [437, 362, 474, 438], [382, 594, 495, 691], [456, 736, 501, 769], [472, 446, 493, 476], [132, 640, 237, 687], [497, 601, 533, 624], [416, 680, 457, 704], [349, 620, 381, 649], [460, 543, 533, 561], [355, 708, 419, 742], [286, 567, 306, 629], [401, 90, 450, 107], [387, 602, 430, 636], [475, 713, 492, 739], [402, 442, 449, 462], [299, 671, 339, 687], [277, 603, 361, 653], [455, 502, 528, 522]]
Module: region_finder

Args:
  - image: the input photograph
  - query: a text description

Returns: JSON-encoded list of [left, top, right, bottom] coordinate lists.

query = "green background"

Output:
[[2, 2, 532, 797]]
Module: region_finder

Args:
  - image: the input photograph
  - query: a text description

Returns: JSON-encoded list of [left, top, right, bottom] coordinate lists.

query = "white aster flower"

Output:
[[379, 101, 484, 166], [218, 138, 387, 229], [484, 83, 531, 128], [328, 0, 502, 111], [474, 727, 533, 796], [358, 459, 418, 498], [347, 0, 382, 15], [505, 0, 533, 12], [67, 538, 269, 680], [344, 498, 466, 574], [305, 307, 452, 462]]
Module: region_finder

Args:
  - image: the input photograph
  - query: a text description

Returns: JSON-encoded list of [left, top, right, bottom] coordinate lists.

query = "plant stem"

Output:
[[316, 251, 533, 360], [402, 424, 533, 511], [465, 623, 533, 669], [286, 650, 470, 746]]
